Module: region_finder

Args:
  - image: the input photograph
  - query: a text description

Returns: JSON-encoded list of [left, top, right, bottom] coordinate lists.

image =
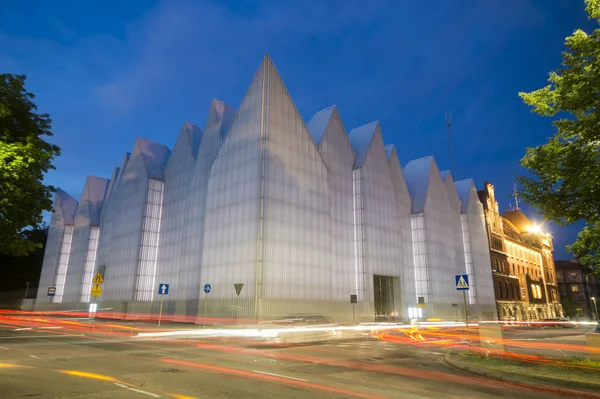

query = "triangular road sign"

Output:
[[456, 275, 469, 290], [234, 283, 244, 296], [92, 272, 104, 283], [91, 283, 103, 296]]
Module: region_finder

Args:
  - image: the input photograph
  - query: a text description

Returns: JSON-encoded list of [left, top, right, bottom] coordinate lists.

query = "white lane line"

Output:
[[114, 383, 129, 388], [14, 328, 32, 331], [29, 355, 41, 359], [127, 387, 160, 397], [0, 346, 9, 350], [252, 370, 309, 382]]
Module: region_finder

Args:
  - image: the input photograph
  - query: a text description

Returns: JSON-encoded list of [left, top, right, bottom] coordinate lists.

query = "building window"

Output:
[[569, 272, 577, 281], [504, 282, 509, 299], [53, 225, 74, 303], [570, 285, 579, 292]]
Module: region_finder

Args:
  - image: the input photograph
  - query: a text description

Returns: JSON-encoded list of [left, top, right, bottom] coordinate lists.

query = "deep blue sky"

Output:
[[0, 0, 593, 259]]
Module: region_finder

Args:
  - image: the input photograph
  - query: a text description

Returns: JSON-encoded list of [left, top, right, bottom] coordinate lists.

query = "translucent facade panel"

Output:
[[411, 214, 430, 302], [460, 214, 476, 304], [35, 208, 65, 306], [182, 101, 234, 306], [316, 107, 356, 302], [200, 62, 266, 308], [260, 62, 330, 304], [135, 179, 164, 301], [353, 169, 366, 300], [422, 169, 464, 307], [52, 225, 73, 303], [61, 176, 109, 304], [387, 146, 416, 306], [80, 227, 100, 302], [405, 158, 463, 316], [349, 125, 406, 317], [157, 124, 202, 302], [102, 141, 169, 302]]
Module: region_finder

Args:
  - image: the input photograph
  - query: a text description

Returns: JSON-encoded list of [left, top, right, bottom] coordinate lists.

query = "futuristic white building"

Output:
[[36, 56, 497, 322]]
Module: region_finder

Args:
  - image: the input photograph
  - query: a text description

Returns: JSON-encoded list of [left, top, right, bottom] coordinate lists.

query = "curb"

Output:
[[442, 351, 600, 397]]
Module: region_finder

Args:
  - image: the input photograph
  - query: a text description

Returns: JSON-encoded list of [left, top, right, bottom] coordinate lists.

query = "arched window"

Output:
[[504, 282, 509, 300]]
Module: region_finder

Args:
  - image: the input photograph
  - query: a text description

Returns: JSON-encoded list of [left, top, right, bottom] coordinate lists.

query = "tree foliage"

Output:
[[517, 0, 600, 272], [0, 74, 60, 256]]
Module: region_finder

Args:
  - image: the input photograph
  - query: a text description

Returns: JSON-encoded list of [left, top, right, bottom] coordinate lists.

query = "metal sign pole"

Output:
[[158, 294, 164, 328], [203, 292, 208, 329], [463, 290, 470, 353]]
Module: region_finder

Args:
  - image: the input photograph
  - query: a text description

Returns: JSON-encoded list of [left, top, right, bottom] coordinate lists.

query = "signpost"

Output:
[[157, 283, 169, 328], [456, 274, 470, 352], [350, 294, 357, 325], [47, 287, 56, 297], [234, 284, 243, 324], [90, 271, 104, 321], [203, 284, 211, 328]]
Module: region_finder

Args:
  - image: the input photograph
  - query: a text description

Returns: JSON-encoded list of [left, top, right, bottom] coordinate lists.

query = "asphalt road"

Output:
[[0, 319, 597, 399]]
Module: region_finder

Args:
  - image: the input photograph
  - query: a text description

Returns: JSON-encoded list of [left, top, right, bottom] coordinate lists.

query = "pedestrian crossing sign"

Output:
[[455, 274, 469, 290]]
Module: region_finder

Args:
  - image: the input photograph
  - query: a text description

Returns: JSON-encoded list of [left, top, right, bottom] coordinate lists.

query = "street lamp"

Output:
[[591, 297, 599, 321]]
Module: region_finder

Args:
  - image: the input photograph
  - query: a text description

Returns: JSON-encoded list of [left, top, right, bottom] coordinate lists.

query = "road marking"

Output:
[[0, 334, 84, 339], [0, 346, 9, 350], [127, 387, 161, 397], [14, 328, 32, 331], [252, 370, 308, 382], [114, 383, 129, 388], [29, 355, 41, 360], [39, 326, 63, 329]]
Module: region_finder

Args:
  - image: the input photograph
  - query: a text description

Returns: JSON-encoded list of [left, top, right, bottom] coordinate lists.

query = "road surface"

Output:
[[0, 317, 597, 398]]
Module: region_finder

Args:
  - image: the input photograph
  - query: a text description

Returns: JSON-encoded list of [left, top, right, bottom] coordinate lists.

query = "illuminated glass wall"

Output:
[[181, 101, 234, 313], [156, 124, 202, 305], [308, 106, 356, 306], [386, 145, 416, 309], [80, 227, 100, 303], [455, 179, 496, 316], [62, 176, 108, 304], [35, 190, 77, 307], [348, 123, 407, 318], [135, 179, 164, 301], [404, 157, 463, 317], [101, 139, 170, 303]]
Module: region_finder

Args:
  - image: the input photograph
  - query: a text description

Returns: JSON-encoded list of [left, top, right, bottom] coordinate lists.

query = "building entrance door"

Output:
[[373, 275, 395, 319]]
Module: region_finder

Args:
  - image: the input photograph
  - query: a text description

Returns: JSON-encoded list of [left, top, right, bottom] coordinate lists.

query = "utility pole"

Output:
[[445, 110, 455, 179]]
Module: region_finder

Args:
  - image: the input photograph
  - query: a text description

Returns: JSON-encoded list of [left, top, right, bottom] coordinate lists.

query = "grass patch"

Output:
[[454, 352, 600, 387]]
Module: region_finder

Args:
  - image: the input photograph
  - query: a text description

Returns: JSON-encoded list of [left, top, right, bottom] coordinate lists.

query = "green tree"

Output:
[[517, 0, 600, 272], [0, 74, 60, 256]]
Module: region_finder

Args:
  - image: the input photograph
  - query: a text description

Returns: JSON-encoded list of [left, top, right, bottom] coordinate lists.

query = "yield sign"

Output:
[[91, 283, 103, 296], [234, 283, 244, 296], [92, 272, 104, 283]]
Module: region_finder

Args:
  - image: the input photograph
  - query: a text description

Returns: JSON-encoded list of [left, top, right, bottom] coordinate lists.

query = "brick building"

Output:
[[478, 182, 562, 321]]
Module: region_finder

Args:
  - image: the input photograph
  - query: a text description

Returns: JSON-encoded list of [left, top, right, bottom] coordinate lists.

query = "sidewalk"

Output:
[[444, 350, 600, 394]]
